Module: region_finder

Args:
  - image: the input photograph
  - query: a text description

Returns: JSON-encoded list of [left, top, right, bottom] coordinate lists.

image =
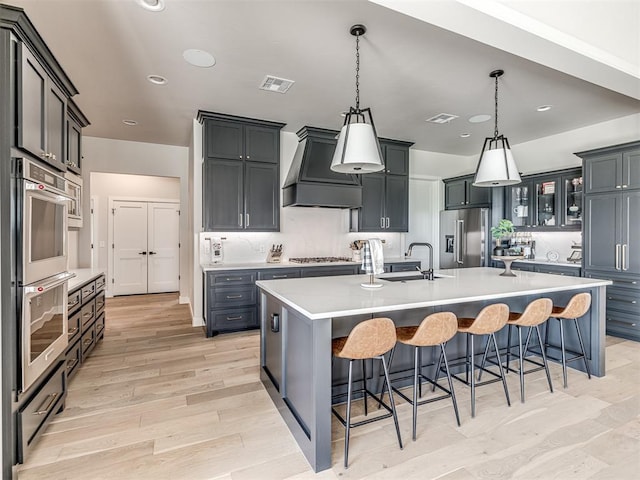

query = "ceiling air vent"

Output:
[[259, 75, 295, 94], [426, 113, 459, 124]]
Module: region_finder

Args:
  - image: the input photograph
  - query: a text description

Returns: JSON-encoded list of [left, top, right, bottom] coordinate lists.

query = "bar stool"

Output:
[[380, 312, 460, 441], [331, 317, 402, 468], [479, 298, 554, 403], [448, 303, 511, 418], [545, 292, 592, 388]]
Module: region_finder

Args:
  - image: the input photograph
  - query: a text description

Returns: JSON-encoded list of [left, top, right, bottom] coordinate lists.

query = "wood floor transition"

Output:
[[17, 293, 640, 479]]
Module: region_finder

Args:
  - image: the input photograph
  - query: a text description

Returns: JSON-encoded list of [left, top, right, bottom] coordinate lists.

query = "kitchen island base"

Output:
[[257, 269, 609, 472]]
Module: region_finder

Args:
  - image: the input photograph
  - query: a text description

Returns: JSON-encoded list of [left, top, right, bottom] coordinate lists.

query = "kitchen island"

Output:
[[256, 267, 611, 472]]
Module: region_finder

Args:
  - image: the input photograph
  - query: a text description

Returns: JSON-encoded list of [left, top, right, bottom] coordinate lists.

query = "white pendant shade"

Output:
[[473, 147, 521, 187], [330, 123, 385, 174]]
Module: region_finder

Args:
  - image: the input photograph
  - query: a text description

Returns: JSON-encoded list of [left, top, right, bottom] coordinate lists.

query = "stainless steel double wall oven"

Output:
[[16, 158, 74, 393]]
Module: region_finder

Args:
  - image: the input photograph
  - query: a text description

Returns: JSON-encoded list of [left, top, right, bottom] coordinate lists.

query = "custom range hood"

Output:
[[282, 126, 362, 208]]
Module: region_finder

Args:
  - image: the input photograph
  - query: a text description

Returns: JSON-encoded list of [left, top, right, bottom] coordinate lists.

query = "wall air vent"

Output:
[[426, 113, 459, 124], [259, 75, 295, 94]]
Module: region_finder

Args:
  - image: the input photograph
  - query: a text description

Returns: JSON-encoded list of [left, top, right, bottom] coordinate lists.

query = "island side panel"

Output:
[[259, 291, 333, 473]]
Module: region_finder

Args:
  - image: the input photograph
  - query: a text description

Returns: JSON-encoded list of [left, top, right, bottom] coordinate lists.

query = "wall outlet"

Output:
[[259, 244, 266, 253]]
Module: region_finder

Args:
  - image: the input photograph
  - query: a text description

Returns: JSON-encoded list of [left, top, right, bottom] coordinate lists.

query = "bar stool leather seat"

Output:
[[331, 317, 402, 468]]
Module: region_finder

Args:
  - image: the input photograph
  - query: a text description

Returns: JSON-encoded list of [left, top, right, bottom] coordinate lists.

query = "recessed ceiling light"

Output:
[[537, 105, 553, 112], [460, 133, 471, 138], [468, 114, 491, 123], [183, 49, 216, 68], [136, 0, 165, 12], [147, 74, 167, 85], [122, 119, 138, 126]]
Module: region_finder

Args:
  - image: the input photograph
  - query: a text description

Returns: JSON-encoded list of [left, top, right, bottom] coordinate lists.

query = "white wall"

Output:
[[78, 137, 189, 301], [90, 172, 180, 293]]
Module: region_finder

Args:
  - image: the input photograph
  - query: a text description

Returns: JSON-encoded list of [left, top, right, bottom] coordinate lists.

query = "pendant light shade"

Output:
[[473, 70, 521, 187], [330, 25, 384, 174]]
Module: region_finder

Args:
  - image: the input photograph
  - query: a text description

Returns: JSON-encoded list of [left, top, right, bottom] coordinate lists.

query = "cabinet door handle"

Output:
[[33, 393, 58, 416], [66, 358, 79, 371], [149, 251, 157, 255], [615, 244, 621, 270], [68, 326, 78, 336], [612, 279, 638, 285], [82, 312, 93, 319], [607, 296, 636, 304], [622, 185, 628, 189], [83, 338, 93, 347], [225, 277, 243, 281], [608, 318, 637, 327], [246, 155, 251, 159], [246, 214, 250, 227], [380, 217, 384, 229], [226, 316, 243, 321], [225, 294, 243, 299], [622, 244, 628, 271], [386, 217, 390, 229], [138, 251, 147, 255], [271, 275, 288, 279], [239, 214, 243, 227], [616, 185, 621, 189]]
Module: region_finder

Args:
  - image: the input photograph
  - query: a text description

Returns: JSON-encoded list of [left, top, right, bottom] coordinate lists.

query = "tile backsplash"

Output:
[[199, 207, 405, 264], [530, 231, 582, 262]]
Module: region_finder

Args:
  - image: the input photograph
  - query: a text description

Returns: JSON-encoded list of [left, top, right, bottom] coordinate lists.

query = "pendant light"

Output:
[[330, 24, 385, 174], [473, 69, 521, 187]]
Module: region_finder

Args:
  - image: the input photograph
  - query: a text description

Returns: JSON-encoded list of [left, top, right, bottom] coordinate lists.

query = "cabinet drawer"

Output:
[[257, 269, 301, 280], [67, 289, 81, 313], [301, 266, 359, 277], [95, 274, 106, 291], [95, 312, 105, 340], [95, 291, 105, 315], [606, 287, 639, 315], [605, 310, 640, 341], [81, 281, 96, 301], [208, 307, 257, 335], [67, 309, 81, 345], [208, 271, 256, 286], [17, 361, 66, 463], [535, 265, 581, 276], [212, 286, 256, 308], [80, 301, 96, 332], [585, 270, 640, 292], [81, 326, 96, 359], [65, 339, 81, 381]]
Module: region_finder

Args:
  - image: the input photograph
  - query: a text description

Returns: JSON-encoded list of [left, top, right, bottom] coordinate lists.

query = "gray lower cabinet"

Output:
[[205, 263, 417, 336], [578, 141, 640, 341], [65, 273, 106, 381]]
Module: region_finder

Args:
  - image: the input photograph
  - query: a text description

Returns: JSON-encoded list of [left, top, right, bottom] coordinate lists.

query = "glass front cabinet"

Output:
[[505, 168, 581, 231]]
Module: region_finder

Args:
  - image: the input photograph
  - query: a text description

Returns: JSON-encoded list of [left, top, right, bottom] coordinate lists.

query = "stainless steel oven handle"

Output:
[[24, 272, 76, 294]]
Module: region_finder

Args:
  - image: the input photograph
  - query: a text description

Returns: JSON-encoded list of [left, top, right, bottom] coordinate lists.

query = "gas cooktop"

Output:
[[289, 256, 353, 264]]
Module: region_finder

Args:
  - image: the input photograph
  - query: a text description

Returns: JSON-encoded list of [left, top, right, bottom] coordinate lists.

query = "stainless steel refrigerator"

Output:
[[440, 208, 489, 269]]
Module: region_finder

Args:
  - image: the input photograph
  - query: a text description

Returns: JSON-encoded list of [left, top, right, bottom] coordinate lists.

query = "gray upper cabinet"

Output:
[[17, 43, 67, 171], [444, 175, 491, 209], [65, 99, 89, 174], [584, 193, 619, 272], [582, 145, 640, 194], [199, 111, 285, 232], [351, 138, 413, 232]]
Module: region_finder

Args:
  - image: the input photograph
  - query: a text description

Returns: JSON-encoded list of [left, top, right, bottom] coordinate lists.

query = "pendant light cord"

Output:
[[355, 33, 360, 112], [493, 73, 499, 139]]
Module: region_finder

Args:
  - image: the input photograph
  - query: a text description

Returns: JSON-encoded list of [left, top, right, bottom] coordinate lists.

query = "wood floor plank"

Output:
[[17, 293, 640, 479]]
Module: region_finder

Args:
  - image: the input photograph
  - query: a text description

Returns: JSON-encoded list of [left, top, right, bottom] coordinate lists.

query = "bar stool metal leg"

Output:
[[559, 320, 568, 388], [573, 318, 592, 379], [362, 359, 368, 416], [440, 342, 461, 426], [492, 333, 511, 407], [380, 354, 403, 450], [517, 326, 525, 403], [345, 359, 354, 468], [412, 346, 419, 440], [534, 324, 554, 393], [470, 334, 476, 418]]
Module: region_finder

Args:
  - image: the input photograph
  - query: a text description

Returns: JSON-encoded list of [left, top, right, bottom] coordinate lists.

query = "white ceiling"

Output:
[[9, 0, 640, 155]]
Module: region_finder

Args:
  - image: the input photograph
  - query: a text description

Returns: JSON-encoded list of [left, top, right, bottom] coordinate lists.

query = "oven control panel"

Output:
[[21, 158, 66, 193]]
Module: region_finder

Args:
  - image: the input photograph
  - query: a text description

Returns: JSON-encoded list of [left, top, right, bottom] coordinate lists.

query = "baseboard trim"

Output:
[[179, 296, 190, 305], [192, 316, 204, 327]]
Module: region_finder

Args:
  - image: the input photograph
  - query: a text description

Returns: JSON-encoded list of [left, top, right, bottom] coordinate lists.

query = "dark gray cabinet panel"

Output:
[[359, 174, 386, 231], [382, 142, 409, 175], [205, 270, 258, 336], [584, 193, 619, 272], [245, 125, 279, 163], [46, 82, 66, 170], [584, 152, 621, 194], [385, 174, 409, 232], [444, 175, 490, 209], [66, 118, 81, 173], [204, 119, 243, 160], [245, 162, 279, 231], [203, 159, 243, 231], [301, 266, 359, 277], [621, 191, 640, 275], [623, 149, 640, 191]]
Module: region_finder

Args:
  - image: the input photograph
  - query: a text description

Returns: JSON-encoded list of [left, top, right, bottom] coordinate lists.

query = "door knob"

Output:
[[149, 251, 157, 255], [139, 251, 147, 255]]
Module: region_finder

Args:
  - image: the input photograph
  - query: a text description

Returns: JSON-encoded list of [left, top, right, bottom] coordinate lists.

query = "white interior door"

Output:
[[147, 203, 180, 293], [112, 201, 148, 295]]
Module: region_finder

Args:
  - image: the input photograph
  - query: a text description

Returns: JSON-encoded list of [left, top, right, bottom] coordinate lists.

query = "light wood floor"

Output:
[[18, 294, 640, 479]]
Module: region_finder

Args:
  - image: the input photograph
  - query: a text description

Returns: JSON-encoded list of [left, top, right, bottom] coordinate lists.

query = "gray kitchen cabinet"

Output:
[[534, 264, 581, 277], [351, 139, 412, 232], [17, 42, 67, 171], [579, 141, 640, 341], [205, 270, 259, 337], [301, 265, 359, 277], [199, 112, 285, 232], [65, 98, 89, 174], [444, 175, 491, 209]]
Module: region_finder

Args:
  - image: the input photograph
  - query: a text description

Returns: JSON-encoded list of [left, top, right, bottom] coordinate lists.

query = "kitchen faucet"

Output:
[[405, 242, 434, 280]]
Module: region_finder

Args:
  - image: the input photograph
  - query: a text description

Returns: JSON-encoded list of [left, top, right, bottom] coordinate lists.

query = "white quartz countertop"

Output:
[[200, 257, 419, 272], [68, 268, 104, 290], [255, 267, 611, 320]]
